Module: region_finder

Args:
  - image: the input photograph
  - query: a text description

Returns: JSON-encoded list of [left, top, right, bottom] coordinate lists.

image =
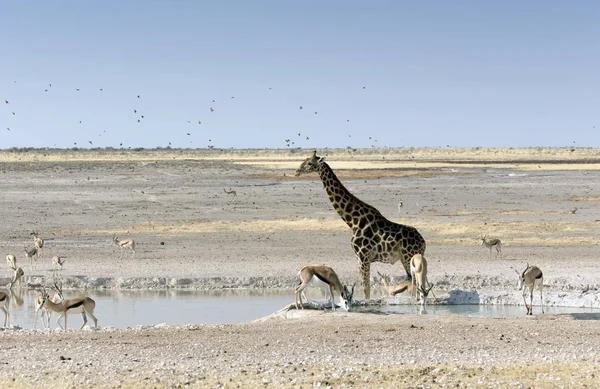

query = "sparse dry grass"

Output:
[[251, 169, 470, 180], [1, 147, 600, 170], [570, 195, 600, 202], [53, 217, 600, 247]]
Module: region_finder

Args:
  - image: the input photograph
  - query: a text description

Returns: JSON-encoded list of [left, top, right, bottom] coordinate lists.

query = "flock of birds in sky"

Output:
[[2, 81, 382, 149]]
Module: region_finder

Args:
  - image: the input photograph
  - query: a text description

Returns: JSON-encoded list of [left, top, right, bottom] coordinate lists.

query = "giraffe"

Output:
[[295, 151, 426, 299]]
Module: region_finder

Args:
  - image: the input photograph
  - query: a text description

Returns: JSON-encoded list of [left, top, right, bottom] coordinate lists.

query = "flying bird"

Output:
[[362, 86, 366, 89], [137, 119, 141, 123], [187, 121, 191, 123], [76, 88, 80, 91], [299, 106, 302, 110], [187, 133, 191, 136], [141, 115, 144, 118], [306, 137, 309, 140], [49, 84, 52, 87], [4, 100, 8, 104], [44, 89, 48, 92], [210, 107, 214, 112], [134, 109, 137, 113], [314, 112, 317, 114], [88, 141, 93, 145], [137, 95, 140, 98], [6, 128, 9, 131], [198, 120, 201, 124], [100, 88, 103, 91], [12, 112, 15, 115]]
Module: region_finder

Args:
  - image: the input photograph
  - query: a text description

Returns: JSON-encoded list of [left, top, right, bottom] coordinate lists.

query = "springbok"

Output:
[[52, 255, 66, 275], [24, 246, 38, 267], [377, 271, 415, 296], [37, 288, 98, 329], [34, 282, 64, 329], [410, 254, 434, 307], [515, 263, 544, 315], [0, 289, 9, 327], [295, 265, 355, 311], [112, 234, 135, 258], [6, 254, 17, 270], [481, 235, 502, 259], [8, 267, 24, 290], [32, 232, 44, 254]]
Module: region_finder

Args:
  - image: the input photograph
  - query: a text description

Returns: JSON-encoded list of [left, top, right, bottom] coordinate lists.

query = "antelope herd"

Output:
[[1, 231, 135, 329], [297, 235, 547, 316], [1, 226, 550, 330]]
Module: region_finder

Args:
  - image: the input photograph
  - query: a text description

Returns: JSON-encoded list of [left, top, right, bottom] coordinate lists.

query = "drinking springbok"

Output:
[[515, 263, 544, 315], [295, 265, 355, 312]]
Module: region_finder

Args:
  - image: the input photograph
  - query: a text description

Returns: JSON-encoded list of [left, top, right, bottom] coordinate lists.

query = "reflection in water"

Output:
[[2, 289, 599, 329], [6, 289, 295, 329]]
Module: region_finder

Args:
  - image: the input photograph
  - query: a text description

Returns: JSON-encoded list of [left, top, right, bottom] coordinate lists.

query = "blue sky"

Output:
[[1, 1, 599, 149]]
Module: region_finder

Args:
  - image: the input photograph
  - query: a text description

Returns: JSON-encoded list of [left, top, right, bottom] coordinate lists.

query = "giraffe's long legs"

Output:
[[358, 258, 371, 300]]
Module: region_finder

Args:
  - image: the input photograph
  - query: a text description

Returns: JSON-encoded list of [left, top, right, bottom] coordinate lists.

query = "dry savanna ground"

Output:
[[1, 147, 600, 388]]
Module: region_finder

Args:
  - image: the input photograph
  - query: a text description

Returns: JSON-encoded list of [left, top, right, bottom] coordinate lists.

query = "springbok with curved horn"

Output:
[[295, 265, 355, 311], [34, 282, 64, 329], [37, 288, 98, 329], [410, 254, 434, 307], [515, 263, 544, 315], [481, 235, 502, 259], [112, 234, 135, 259]]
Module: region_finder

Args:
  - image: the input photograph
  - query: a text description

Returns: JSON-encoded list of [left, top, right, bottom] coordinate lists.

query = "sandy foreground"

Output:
[[1, 147, 600, 388]]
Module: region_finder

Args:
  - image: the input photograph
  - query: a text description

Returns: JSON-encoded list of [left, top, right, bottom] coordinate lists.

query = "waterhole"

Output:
[[2, 289, 598, 329]]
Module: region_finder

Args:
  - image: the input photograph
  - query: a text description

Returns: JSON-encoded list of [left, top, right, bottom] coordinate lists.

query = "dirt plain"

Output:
[[1, 147, 600, 388]]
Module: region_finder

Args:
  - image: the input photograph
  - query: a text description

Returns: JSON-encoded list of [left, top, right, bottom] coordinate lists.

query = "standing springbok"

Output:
[[112, 234, 135, 258], [410, 254, 434, 307], [52, 255, 66, 275], [0, 289, 10, 327], [515, 263, 544, 315], [37, 288, 98, 329], [295, 265, 355, 312], [377, 271, 415, 296], [481, 235, 502, 259], [24, 246, 38, 267], [6, 254, 17, 270], [31, 232, 44, 258], [34, 282, 64, 329]]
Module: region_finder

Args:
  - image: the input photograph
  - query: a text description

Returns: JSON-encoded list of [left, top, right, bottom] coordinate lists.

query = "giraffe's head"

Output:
[[340, 283, 356, 311], [295, 150, 325, 177]]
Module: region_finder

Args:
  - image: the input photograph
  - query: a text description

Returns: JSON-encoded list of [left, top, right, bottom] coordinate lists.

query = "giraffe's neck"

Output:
[[317, 163, 383, 230]]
